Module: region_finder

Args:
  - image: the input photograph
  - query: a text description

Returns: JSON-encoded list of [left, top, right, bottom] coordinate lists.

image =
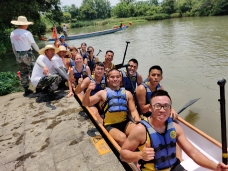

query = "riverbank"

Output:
[[0, 91, 124, 170]]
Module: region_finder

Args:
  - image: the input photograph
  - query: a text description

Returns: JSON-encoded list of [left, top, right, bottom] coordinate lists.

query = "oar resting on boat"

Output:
[[73, 91, 139, 171]]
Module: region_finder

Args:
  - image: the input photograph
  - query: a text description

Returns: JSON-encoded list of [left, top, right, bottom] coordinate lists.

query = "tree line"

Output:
[[0, 0, 228, 57]]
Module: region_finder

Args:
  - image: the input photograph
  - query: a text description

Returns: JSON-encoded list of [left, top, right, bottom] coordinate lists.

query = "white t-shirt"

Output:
[[52, 54, 65, 68], [63, 26, 67, 32], [31, 55, 57, 87], [10, 29, 35, 51]]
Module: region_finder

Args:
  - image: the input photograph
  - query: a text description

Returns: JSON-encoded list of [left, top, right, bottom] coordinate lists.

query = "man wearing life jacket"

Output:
[[55, 35, 72, 50], [75, 62, 106, 123], [120, 90, 228, 171], [103, 50, 115, 76], [84, 46, 99, 73], [67, 53, 91, 97], [82, 69, 141, 146], [120, 58, 143, 94]]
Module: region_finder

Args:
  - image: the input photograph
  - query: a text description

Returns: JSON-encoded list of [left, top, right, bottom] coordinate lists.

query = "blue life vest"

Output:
[[142, 82, 161, 105], [120, 69, 137, 94], [103, 87, 128, 114], [87, 55, 96, 72], [73, 64, 87, 84], [70, 58, 75, 67], [60, 42, 68, 49], [140, 117, 177, 170], [89, 75, 106, 96]]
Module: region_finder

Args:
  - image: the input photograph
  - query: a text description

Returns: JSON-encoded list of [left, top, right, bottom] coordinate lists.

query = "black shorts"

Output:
[[105, 119, 130, 133], [170, 159, 187, 171]]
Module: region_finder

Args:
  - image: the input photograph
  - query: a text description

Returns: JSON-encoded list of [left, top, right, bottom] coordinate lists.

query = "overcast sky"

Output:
[[61, 0, 120, 7]]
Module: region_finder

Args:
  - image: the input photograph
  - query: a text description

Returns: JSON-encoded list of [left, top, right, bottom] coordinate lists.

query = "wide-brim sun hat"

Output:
[[58, 45, 70, 55], [11, 16, 33, 25], [39, 45, 60, 55]]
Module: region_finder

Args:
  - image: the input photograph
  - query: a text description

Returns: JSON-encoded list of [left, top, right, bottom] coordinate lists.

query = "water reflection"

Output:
[[184, 110, 200, 125]]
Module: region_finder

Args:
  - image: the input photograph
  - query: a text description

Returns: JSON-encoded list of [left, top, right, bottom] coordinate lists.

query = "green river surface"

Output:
[[1, 16, 228, 143]]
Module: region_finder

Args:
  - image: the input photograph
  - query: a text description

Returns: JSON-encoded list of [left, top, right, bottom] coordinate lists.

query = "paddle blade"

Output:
[[177, 98, 201, 114]]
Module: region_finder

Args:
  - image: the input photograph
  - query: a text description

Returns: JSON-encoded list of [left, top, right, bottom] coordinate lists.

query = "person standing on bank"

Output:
[[10, 16, 40, 96], [63, 24, 68, 38]]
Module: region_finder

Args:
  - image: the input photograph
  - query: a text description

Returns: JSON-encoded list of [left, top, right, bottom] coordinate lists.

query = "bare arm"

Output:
[[82, 82, 105, 106], [175, 123, 218, 170], [137, 73, 143, 86], [136, 85, 150, 114], [75, 77, 90, 94], [86, 66, 91, 76], [120, 124, 154, 163], [127, 91, 141, 122], [67, 69, 74, 97]]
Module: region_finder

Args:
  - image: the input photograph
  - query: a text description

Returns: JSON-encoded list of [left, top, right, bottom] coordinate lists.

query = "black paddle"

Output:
[[115, 41, 130, 69], [177, 98, 201, 114], [217, 78, 228, 164], [96, 49, 102, 56]]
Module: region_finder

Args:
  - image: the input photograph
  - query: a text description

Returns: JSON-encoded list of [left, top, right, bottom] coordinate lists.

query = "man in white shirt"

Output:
[[10, 16, 40, 96], [62, 24, 68, 38], [31, 45, 62, 95]]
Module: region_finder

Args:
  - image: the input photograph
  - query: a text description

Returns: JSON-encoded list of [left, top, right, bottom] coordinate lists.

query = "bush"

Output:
[[0, 72, 23, 96], [170, 13, 182, 18], [145, 13, 170, 20]]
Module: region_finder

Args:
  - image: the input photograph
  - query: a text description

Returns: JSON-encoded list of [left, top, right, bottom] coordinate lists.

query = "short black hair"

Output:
[[128, 58, 138, 66], [149, 65, 163, 75], [150, 90, 172, 104], [87, 46, 94, 51], [107, 68, 120, 77], [106, 50, 114, 55], [95, 62, 105, 69], [81, 42, 87, 46]]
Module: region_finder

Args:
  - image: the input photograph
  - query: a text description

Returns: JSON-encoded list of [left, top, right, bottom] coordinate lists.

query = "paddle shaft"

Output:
[[116, 41, 130, 69], [96, 49, 102, 56], [217, 78, 228, 164]]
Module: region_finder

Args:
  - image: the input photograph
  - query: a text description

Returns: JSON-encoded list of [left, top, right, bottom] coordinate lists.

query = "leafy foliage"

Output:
[[0, 72, 23, 96]]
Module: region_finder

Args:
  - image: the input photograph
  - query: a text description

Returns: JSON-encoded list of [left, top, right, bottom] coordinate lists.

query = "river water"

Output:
[[1, 16, 228, 142]]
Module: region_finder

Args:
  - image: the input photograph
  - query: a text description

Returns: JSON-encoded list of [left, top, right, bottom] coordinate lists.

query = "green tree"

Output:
[[0, 0, 63, 35], [161, 0, 176, 14], [113, 2, 131, 17], [79, 4, 97, 20]]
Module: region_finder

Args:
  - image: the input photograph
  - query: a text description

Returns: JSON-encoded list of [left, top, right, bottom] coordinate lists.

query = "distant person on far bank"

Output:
[[10, 16, 40, 96], [63, 24, 68, 38]]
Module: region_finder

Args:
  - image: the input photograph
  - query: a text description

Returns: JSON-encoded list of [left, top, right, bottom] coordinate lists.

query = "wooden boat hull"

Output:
[[73, 89, 224, 171], [48, 26, 129, 41]]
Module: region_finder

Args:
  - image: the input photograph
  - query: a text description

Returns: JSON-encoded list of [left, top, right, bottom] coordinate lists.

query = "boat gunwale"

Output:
[[73, 91, 139, 171], [178, 117, 222, 148]]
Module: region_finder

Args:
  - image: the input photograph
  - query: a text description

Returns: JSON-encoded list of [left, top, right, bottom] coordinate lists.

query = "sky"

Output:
[[61, 0, 120, 7]]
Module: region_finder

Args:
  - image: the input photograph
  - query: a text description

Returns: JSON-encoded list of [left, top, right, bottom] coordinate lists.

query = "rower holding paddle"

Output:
[[103, 50, 115, 76], [75, 62, 106, 123], [84, 46, 99, 73], [82, 69, 141, 147], [120, 58, 143, 94], [120, 90, 228, 171]]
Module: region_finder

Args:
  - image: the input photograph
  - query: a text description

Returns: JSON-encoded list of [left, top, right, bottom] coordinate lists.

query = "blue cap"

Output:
[[60, 35, 65, 39]]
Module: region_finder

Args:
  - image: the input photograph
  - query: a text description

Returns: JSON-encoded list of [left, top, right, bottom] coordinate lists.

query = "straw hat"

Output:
[[11, 16, 33, 25], [39, 45, 59, 55], [58, 45, 70, 55]]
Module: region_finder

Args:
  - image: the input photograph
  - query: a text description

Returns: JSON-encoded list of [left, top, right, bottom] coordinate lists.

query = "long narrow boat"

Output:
[[73, 91, 225, 171], [48, 26, 129, 41]]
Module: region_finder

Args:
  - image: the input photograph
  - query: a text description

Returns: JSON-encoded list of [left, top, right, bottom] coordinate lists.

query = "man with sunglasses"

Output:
[[120, 90, 228, 171], [120, 58, 143, 94]]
